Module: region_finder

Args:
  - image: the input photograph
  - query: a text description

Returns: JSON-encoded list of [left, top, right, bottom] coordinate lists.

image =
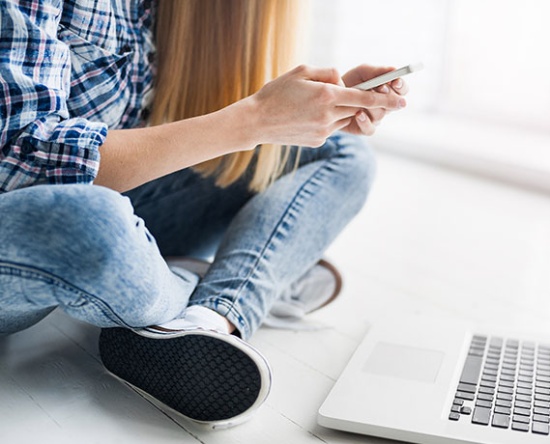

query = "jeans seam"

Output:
[[223, 154, 342, 337], [0, 261, 131, 328]]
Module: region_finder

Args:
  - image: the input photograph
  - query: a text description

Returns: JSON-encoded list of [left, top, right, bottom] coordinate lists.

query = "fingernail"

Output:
[[379, 85, 389, 94], [398, 99, 407, 109], [357, 111, 367, 122], [394, 78, 403, 89]]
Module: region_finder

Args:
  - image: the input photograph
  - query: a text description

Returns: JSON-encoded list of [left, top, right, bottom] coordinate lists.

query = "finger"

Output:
[[355, 111, 377, 136], [390, 78, 410, 96], [330, 85, 406, 110], [366, 108, 386, 125], [331, 103, 387, 125], [374, 84, 390, 94], [332, 105, 364, 121], [333, 117, 354, 133], [309, 117, 353, 147]]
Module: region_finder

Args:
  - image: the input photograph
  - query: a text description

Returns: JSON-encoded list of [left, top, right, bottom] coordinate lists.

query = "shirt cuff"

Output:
[[13, 116, 108, 184]]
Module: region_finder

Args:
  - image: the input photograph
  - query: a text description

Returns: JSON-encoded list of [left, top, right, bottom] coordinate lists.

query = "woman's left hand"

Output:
[[341, 64, 410, 136]]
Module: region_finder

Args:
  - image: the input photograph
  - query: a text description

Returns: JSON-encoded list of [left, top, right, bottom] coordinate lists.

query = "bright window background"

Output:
[[305, 0, 550, 193]]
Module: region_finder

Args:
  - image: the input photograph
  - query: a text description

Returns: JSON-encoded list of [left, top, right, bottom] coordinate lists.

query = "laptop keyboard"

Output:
[[448, 335, 550, 435]]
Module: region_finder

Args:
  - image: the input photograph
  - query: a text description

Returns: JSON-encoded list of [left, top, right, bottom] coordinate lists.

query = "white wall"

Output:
[[306, 0, 550, 192]]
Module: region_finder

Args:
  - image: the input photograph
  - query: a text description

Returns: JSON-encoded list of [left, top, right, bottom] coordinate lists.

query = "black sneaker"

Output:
[[99, 327, 272, 428]]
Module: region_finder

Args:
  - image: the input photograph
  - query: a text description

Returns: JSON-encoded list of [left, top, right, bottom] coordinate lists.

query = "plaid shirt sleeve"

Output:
[[0, 0, 108, 193]]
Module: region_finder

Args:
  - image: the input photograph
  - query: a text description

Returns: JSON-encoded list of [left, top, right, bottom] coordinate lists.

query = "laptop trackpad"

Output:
[[363, 342, 445, 383]]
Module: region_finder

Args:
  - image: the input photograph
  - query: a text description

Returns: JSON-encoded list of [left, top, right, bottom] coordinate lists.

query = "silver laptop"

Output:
[[318, 315, 550, 443]]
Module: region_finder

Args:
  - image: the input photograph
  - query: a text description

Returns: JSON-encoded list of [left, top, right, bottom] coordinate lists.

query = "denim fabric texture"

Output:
[[0, 134, 375, 339]]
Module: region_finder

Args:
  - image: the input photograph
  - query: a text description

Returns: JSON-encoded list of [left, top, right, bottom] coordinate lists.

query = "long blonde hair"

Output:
[[151, 0, 302, 192]]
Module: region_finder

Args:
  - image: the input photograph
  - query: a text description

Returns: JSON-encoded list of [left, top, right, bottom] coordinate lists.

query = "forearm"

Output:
[[94, 98, 260, 192], [94, 64, 405, 193]]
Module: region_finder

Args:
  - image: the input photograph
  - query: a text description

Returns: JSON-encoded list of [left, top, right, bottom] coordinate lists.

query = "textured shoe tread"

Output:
[[99, 328, 262, 422]]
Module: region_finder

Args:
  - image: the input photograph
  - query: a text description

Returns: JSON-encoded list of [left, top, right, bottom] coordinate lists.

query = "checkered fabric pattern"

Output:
[[0, 0, 155, 193]]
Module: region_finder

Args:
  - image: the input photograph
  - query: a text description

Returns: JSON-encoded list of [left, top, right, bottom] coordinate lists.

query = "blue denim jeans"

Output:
[[0, 134, 375, 339]]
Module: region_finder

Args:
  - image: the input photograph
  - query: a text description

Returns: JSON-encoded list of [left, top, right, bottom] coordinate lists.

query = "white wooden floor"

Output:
[[2, 151, 550, 444]]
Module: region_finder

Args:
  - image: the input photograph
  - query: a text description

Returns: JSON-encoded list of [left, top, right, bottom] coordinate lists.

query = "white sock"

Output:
[[157, 306, 230, 334]]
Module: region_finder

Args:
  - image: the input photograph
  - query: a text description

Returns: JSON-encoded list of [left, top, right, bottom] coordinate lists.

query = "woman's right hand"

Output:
[[246, 64, 406, 148]]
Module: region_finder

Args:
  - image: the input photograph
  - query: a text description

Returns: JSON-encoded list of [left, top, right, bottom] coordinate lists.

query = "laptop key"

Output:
[[495, 399, 512, 408], [534, 407, 550, 416], [456, 391, 475, 401], [533, 414, 550, 423], [512, 422, 530, 432], [516, 387, 532, 396], [492, 413, 510, 428], [475, 399, 492, 409], [535, 400, 550, 409], [457, 382, 477, 393], [516, 394, 532, 403], [479, 386, 495, 395], [477, 393, 493, 402], [460, 355, 483, 385], [513, 415, 530, 424], [498, 387, 514, 395], [500, 373, 514, 382], [514, 407, 531, 417], [448, 412, 460, 421], [494, 406, 511, 415], [532, 422, 550, 435], [482, 375, 497, 383], [472, 407, 491, 425], [480, 380, 496, 389], [519, 376, 533, 383], [496, 393, 513, 401]]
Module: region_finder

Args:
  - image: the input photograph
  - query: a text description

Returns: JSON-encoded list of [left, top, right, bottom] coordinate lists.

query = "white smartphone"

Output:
[[352, 62, 423, 91]]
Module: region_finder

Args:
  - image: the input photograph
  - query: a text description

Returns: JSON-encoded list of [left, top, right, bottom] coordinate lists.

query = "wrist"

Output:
[[223, 95, 264, 151]]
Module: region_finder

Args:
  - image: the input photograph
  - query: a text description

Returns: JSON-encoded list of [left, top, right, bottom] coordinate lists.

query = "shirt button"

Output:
[[21, 143, 34, 155]]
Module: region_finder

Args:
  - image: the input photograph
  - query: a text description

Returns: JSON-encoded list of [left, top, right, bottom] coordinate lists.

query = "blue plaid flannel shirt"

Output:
[[0, 0, 155, 193]]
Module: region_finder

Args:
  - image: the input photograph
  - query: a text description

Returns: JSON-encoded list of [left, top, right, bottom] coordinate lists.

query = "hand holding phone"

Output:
[[352, 62, 423, 91]]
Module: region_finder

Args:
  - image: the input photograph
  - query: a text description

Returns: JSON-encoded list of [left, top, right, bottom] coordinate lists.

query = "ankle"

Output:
[[224, 317, 237, 335]]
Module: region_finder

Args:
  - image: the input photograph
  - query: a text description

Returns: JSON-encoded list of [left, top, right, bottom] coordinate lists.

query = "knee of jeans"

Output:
[[58, 187, 145, 273], [2, 185, 142, 277]]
